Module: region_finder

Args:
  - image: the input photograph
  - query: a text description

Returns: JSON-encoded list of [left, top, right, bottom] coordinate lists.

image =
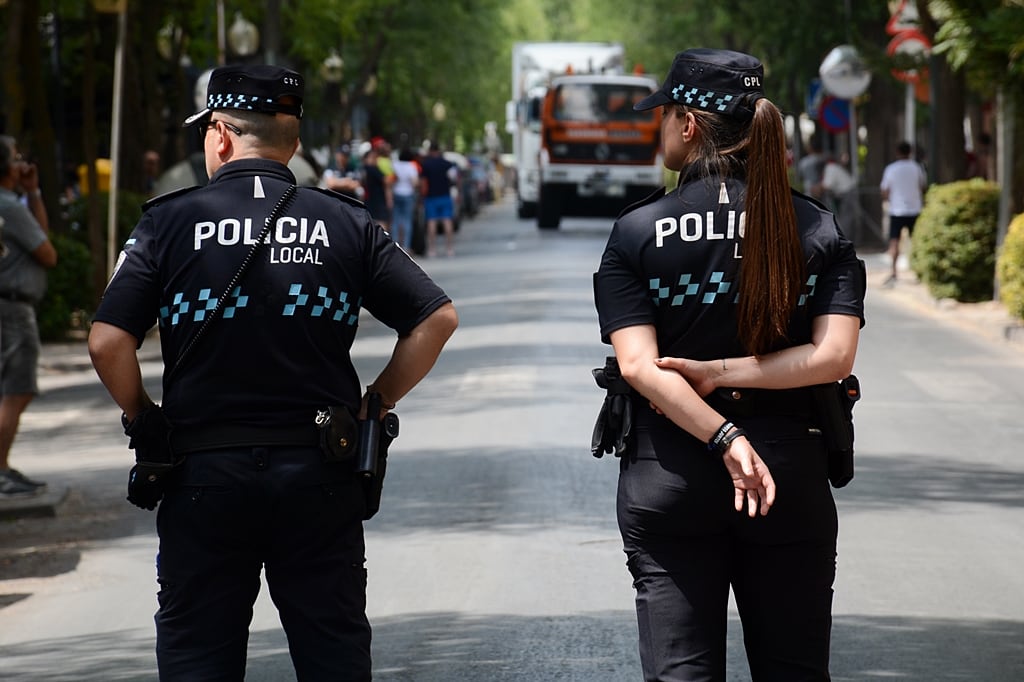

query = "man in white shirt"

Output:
[[880, 141, 927, 286]]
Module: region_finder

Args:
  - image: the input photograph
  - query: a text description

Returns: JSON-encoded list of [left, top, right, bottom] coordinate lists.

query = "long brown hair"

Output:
[[673, 99, 805, 355]]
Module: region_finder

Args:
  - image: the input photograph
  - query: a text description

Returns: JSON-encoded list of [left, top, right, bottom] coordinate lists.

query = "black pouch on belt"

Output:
[[315, 406, 359, 464], [811, 375, 861, 488]]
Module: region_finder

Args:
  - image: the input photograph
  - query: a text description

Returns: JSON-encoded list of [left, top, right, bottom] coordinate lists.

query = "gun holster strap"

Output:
[[705, 387, 814, 420], [170, 424, 320, 454]]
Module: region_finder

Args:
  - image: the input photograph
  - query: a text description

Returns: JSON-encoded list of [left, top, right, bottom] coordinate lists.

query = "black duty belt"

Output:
[[705, 387, 814, 420], [170, 423, 320, 454], [0, 291, 34, 304]]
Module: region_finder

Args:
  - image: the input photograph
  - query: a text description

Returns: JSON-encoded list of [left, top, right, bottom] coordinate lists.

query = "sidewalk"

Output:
[[861, 248, 1024, 349], [0, 335, 161, 521]]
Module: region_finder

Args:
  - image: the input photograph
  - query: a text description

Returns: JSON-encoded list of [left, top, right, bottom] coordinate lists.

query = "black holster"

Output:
[[811, 375, 861, 488], [591, 356, 634, 458], [316, 398, 399, 520]]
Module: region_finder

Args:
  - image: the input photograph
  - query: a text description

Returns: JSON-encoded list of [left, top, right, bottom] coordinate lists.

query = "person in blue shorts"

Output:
[[419, 142, 458, 257]]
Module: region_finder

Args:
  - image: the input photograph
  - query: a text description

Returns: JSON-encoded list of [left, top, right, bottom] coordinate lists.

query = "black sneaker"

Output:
[[6, 468, 46, 489], [0, 470, 44, 497]]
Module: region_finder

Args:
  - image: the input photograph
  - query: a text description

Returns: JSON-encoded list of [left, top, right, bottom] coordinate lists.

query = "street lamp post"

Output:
[[321, 52, 345, 147], [228, 12, 260, 60]]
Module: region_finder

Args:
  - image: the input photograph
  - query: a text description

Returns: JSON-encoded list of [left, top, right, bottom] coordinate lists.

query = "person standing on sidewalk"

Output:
[[880, 141, 927, 286], [88, 64, 457, 680], [0, 135, 57, 497]]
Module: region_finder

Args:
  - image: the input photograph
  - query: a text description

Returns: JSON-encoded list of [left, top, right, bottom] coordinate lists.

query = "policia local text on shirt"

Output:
[[88, 64, 457, 680]]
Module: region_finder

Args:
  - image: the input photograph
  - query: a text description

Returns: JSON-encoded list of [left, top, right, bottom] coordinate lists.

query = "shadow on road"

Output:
[[836, 452, 1024, 509], [1, 610, 1020, 681]]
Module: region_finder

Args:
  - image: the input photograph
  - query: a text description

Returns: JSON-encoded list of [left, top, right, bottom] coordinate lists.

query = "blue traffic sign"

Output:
[[819, 96, 850, 133]]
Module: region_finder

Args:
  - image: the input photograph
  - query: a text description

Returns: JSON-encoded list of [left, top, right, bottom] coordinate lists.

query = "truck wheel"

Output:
[[517, 201, 537, 219], [537, 186, 561, 230]]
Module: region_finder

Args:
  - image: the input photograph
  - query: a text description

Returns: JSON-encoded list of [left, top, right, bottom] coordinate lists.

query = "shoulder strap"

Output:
[[166, 184, 298, 382]]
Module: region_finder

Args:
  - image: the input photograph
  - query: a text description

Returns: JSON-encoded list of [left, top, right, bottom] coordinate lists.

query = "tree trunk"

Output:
[[82, 6, 106, 306], [927, 56, 966, 183], [2, 1, 26, 136], [20, 0, 60, 227]]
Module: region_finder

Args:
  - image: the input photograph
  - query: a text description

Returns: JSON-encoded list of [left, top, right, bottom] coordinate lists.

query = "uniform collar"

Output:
[[208, 158, 297, 185]]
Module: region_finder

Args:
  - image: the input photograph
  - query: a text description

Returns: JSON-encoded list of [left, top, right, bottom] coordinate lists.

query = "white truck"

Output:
[[506, 42, 629, 220]]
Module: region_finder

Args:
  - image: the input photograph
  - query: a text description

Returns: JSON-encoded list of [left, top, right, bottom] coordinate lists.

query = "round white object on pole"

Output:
[[819, 45, 871, 100]]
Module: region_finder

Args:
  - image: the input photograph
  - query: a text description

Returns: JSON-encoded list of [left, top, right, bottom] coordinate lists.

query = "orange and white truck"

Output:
[[506, 42, 663, 229]]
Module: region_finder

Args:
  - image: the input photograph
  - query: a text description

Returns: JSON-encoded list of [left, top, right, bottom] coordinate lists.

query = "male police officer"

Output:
[[88, 64, 457, 680]]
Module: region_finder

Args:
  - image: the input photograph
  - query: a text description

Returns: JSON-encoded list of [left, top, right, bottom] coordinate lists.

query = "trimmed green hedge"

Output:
[[38, 190, 146, 340], [37, 232, 94, 341], [910, 179, 1001, 302], [997, 212, 1024, 322]]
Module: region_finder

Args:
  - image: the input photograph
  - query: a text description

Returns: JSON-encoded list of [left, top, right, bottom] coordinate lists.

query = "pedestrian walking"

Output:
[[592, 48, 866, 681], [88, 64, 458, 680], [390, 147, 421, 251], [419, 142, 457, 257], [0, 135, 58, 498], [797, 139, 826, 200], [880, 141, 927, 286]]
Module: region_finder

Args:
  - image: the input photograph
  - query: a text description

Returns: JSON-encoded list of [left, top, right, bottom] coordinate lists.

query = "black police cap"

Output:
[[183, 64, 304, 127], [634, 48, 765, 119]]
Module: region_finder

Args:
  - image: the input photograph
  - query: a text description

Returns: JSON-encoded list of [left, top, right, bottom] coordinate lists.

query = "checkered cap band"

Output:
[[671, 84, 739, 115], [208, 93, 277, 111]]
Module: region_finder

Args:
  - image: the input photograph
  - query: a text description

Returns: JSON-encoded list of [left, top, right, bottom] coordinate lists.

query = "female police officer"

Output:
[[89, 65, 457, 680], [593, 49, 865, 681]]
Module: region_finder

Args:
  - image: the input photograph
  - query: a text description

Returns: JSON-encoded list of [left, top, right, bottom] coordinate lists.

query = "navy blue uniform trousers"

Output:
[[154, 446, 371, 681], [618, 415, 837, 682]]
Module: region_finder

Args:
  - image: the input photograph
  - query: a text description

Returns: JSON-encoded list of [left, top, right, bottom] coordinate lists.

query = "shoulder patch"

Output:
[[306, 186, 366, 209], [617, 186, 667, 219], [143, 185, 202, 212]]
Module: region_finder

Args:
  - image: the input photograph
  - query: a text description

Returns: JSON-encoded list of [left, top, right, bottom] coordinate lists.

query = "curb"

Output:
[[0, 486, 70, 521], [866, 266, 1024, 351]]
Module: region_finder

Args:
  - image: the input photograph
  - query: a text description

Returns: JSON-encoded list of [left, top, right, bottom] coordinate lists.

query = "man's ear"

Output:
[[214, 124, 234, 156]]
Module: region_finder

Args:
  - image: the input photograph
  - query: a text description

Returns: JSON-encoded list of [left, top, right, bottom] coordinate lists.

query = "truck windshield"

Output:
[[553, 83, 654, 123]]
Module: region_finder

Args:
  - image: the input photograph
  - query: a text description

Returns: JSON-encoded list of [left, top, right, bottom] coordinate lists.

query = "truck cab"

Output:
[[537, 74, 663, 229]]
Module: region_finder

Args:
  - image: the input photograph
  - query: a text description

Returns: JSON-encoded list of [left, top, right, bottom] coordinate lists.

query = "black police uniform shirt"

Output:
[[594, 167, 865, 363], [94, 158, 450, 430]]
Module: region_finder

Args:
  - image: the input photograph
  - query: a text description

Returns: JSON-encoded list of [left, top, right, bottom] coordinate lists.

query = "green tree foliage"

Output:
[[3, 0, 1023, 335]]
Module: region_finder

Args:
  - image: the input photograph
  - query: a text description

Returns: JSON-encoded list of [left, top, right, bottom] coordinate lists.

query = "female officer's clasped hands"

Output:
[[654, 356, 718, 398], [716, 425, 776, 518], [654, 356, 776, 518]]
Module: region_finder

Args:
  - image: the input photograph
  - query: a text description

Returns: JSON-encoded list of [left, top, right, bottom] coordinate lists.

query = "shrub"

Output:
[[997, 212, 1024, 321], [37, 232, 94, 340], [910, 179, 1001, 302], [38, 190, 146, 340]]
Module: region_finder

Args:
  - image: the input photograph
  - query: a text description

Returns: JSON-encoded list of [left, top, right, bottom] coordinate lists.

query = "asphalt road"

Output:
[[1, 194, 1022, 681]]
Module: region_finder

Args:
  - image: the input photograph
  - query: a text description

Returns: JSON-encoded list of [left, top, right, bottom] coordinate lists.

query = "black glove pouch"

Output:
[[591, 357, 634, 458], [315, 405, 359, 464], [123, 406, 179, 511]]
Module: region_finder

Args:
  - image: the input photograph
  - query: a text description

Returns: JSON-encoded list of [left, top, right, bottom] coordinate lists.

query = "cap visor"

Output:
[[633, 91, 671, 111], [182, 109, 211, 128]]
